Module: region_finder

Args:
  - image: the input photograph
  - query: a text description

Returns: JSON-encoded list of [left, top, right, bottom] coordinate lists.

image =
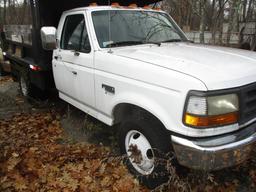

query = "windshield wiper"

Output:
[[106, 41, 144, 48], [106, 41, 161, 48], [160, 39, 193, 44], [161, 39, 183, 43], [143, 41, 161, 46]]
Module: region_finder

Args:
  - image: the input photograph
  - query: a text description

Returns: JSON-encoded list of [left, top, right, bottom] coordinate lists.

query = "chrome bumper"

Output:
[[171, 123, 256, 171]]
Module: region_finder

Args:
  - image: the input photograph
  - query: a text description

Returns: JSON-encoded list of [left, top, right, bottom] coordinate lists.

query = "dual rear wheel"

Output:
[[19, 74, 35, 98], [19, 73, 46, 100]]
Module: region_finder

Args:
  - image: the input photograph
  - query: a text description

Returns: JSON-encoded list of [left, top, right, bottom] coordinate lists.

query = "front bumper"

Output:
[[171, 122, 256, 171]]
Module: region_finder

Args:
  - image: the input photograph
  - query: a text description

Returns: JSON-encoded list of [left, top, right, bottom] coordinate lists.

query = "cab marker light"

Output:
[[143, 5, 151, 9], [89, 3, 98, 6], [111, 2, 121, 7], [128, 4, 138, 8]]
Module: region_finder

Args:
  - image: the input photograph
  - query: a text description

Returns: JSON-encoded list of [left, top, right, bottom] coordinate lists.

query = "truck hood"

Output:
[[113, 43, 256, 90]]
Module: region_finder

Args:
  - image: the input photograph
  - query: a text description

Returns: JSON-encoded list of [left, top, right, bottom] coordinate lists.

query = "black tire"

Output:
[[18, 73, 48, 101], [19, 73, 35, 98], [0, 64, 8, 76], [119, 116, 172, 189]]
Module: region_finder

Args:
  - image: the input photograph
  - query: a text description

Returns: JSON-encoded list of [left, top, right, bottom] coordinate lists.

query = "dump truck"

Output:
[[2, 0, 256, 189]]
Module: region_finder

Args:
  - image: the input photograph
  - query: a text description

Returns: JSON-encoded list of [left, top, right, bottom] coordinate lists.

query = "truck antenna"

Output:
[[108, 0, 113, 53]]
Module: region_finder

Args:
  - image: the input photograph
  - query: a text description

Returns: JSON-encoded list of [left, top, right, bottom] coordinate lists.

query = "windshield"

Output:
[[91, 10, 187, 48]]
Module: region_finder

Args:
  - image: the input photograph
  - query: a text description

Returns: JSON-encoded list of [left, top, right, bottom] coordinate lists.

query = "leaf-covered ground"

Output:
[[0, 112, 147, 192], [0, 76, 256, 192]]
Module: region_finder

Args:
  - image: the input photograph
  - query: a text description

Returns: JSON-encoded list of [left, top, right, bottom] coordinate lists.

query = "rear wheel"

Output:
[[18, 72, 48, 101], [0, 64, 8, 76], [18, 73, 37, 99], [119, 116, 172, 189], [20, 75, 29, 97]]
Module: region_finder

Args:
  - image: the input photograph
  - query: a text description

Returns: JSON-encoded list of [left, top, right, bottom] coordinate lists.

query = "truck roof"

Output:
[[100, 0, 160, 5], [38, 0, 161, 9], [38, 0, 162, 27], [63, 5, 164, 14]]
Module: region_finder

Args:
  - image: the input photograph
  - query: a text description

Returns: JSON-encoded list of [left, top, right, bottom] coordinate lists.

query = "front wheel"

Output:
[[119, 117, 172, 189]]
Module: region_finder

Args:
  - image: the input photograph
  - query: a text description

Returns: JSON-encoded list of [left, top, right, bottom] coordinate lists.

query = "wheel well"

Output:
[[113, 103, 167, 131]]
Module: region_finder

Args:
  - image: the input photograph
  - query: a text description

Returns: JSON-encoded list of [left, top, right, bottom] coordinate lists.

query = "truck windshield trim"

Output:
[[91, 10, 187, 48]]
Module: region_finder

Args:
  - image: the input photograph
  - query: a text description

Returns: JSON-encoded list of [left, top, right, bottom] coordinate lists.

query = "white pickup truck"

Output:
[[41, 5, 256, 187]]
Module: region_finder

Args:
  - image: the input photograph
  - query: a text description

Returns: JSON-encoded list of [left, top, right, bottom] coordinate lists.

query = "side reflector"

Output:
[[185, 112, 238, 127], [29, 65, 41, 71]]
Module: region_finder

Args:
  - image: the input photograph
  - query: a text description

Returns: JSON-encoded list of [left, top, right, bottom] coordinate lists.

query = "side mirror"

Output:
[[40, 27, 57, 50]]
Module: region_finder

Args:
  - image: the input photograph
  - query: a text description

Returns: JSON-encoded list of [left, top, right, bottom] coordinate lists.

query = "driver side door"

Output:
[[53, 13, 94, 108]]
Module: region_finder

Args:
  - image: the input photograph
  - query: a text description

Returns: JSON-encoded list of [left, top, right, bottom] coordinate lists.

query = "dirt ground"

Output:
[[0, 75, 256, 192], [0, 76, 117, 147]]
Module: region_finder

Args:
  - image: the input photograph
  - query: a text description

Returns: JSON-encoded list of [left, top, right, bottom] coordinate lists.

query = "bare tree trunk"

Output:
[[226, 0, 239, 45], [7, 0, 10, 24], [247, 0, 253, 20], [3, 0, 7, 25], [250, 22, 256, 51], [211, 0, 216, 43], [20, 0, 28, 24], [242, 0, 248, 22], [199, 0, 207, 43], [218, 0, 225, 44]]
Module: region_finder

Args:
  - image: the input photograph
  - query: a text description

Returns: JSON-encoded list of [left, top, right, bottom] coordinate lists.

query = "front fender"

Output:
[[110, 90, 182, 134]]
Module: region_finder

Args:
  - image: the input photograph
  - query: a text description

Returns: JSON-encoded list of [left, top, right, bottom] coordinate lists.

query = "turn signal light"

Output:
[[185, 112, 238, 127]]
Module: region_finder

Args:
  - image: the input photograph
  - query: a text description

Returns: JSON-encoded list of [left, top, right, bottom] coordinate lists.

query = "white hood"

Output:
[[113, 43, 256, 90]]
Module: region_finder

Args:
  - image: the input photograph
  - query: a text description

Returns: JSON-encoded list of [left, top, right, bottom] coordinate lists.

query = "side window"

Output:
[[61, 14, 91, 53]]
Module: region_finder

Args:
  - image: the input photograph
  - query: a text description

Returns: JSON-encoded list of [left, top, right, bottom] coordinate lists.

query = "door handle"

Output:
[[54, 55, 62, 60], [72, 71, 77, 75], [71, 50, 80, 56], [74, 52, 80, 56]]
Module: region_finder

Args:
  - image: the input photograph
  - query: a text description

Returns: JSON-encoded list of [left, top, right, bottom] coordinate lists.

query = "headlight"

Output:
[[184, 92, 239, 128]]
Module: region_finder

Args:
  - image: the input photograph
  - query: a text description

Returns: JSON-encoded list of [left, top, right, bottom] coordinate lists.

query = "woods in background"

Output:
[[0, 0, 31, 26], [0, 0, 256, 48], [161, 0, 256, 49]]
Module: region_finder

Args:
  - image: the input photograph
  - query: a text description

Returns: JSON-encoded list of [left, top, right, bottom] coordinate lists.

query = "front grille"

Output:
[[240, 83, 256, 124]]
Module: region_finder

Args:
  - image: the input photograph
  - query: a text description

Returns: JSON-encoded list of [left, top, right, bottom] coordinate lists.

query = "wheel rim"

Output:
[[125, 130, 155, 175], [20, 77, 28, 96]]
